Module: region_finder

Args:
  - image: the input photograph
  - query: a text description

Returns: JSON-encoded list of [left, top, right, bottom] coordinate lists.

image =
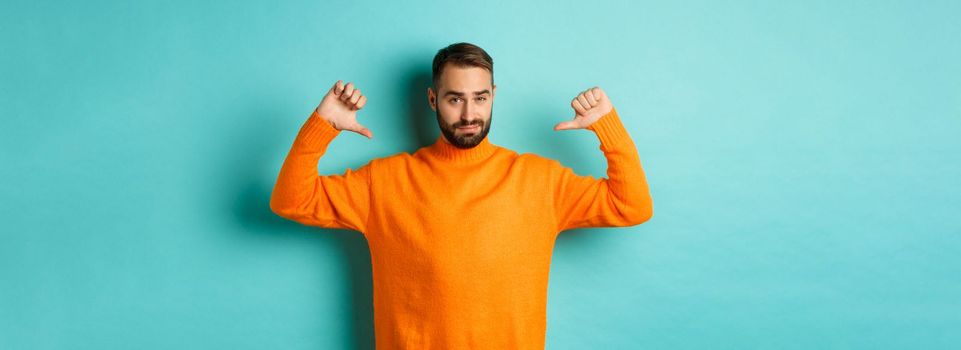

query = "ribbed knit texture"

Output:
[[270, 107, 653, 349]]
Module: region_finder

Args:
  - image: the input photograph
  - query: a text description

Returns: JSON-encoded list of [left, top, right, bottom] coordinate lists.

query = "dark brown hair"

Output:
[[431, 42, 494, 89]]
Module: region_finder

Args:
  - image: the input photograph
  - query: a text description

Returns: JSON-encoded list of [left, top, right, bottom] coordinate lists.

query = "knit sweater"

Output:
[[270, 106, 653, 349]]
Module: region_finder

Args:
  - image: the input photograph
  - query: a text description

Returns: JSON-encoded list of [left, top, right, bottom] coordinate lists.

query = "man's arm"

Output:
[[552, 88, 653, 232], [269, 80, 374, 233]]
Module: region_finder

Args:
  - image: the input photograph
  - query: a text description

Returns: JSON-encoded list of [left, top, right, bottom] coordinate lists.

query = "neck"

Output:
[[426, 134, 496, 164]]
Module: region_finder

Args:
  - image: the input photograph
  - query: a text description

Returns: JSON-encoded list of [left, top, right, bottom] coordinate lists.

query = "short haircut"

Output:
[[431, 42, 494, 89]]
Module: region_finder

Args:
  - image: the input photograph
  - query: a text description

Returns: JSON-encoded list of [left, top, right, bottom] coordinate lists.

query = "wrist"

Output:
[[313, 108, 341, 130], [311, 108, 342, 131]]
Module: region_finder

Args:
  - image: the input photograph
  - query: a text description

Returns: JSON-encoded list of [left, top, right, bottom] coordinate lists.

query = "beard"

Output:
[[435, 108, 493, 149]]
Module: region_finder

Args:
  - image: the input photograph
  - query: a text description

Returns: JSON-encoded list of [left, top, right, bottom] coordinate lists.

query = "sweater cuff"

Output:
[[294, 109, 342, 149], [586, 107, 631, 149]]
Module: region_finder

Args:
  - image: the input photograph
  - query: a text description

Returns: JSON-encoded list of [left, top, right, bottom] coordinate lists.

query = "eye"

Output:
[[449, 97, 462, 103], [476, 96, 487, 101]]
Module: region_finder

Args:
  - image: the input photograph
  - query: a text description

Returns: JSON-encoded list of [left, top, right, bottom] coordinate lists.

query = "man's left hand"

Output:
[[554, 86, 613, 131]]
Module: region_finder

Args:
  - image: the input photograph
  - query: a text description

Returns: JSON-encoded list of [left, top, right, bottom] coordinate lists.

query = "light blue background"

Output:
[[2, 1, 959, 349]]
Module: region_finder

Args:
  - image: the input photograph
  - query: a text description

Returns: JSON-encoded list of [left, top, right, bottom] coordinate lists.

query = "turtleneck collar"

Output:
[[424, 134, 497, 164]]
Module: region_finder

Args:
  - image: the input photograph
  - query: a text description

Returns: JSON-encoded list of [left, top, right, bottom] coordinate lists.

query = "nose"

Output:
[[460, 102, 478, 125], [460, 108, 472, 124]]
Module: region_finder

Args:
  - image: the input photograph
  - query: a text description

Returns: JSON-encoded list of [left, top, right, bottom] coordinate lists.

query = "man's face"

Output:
[[428, 64, 496, 149]]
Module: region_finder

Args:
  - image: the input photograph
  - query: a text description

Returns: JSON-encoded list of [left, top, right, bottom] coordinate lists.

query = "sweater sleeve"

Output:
[[269, 109, 372, 233], [552, 107, 653, 232]]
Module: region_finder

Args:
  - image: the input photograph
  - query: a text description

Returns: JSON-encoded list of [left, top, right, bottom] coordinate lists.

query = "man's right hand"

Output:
[[316, 80, 373, 139]]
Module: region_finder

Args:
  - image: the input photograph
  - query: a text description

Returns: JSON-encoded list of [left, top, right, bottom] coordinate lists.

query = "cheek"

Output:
[[440, 106, 458, 118], [437, 108, 458, 124]]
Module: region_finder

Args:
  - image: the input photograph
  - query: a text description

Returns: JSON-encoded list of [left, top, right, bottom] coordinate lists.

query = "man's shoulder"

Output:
[[368, 150, 414, 168], [511, 150, 563, 170]]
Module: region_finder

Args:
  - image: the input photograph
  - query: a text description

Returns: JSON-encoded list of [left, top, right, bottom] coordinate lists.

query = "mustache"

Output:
[[454, 121, 483, 128]]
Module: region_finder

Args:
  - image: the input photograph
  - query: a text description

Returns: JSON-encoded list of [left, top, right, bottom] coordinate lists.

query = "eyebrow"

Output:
[[443, 89, 491, 97]]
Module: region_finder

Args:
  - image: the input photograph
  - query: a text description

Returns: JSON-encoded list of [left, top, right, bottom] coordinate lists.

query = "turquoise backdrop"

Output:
[[2, 1, 959, 349]]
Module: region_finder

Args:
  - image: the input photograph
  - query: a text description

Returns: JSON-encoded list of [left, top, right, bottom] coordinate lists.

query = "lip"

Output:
[[458, 125, 480, 131]]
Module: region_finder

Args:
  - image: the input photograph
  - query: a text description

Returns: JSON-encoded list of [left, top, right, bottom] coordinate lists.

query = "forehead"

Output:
[[438, 65, 492, 91]]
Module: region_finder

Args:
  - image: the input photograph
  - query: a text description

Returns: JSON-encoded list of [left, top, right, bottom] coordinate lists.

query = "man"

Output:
[[270, 42, 653, 349]]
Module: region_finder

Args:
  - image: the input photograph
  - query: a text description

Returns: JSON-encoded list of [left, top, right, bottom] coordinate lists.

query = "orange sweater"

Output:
[[270, 107, 653, 349]]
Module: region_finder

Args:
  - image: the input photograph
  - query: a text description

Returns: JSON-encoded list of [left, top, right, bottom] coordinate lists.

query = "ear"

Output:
[[427, 87, 436, 111]]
